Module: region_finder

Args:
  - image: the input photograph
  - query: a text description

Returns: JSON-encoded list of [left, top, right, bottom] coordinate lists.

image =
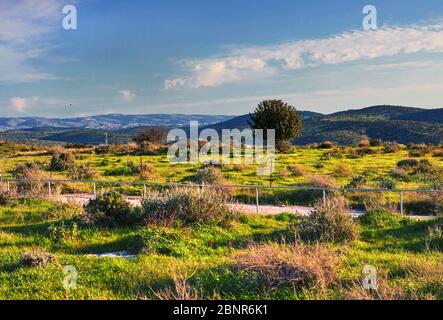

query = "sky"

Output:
[[1, 0, 443, 117]]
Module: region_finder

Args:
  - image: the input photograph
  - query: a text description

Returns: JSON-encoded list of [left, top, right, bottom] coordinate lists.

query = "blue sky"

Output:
[[1, 0, 443, 117]]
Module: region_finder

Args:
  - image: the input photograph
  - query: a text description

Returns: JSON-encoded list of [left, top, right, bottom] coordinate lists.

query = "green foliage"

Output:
[[298, 198, 359, 243], [359, 208, 403, 229], [83, 190, 137, 227], [397, 159, 419, 168], [141, 188, 232, 227], [49, 152, 75, 172], [48, 221, 79, 243], [249, 99, 302, 150], [68, 163, 96, 180]]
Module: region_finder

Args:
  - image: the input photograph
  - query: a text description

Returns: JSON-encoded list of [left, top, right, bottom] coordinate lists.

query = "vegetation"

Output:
[[0, 197, 441, 299], [249, 99, 302, 151], [297, 198, 360, 243], [141, 187, 232, 227], [83, 190, 136, 227]]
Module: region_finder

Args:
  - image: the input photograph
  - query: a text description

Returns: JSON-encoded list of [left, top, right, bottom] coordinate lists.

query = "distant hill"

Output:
[[204, 111, 322, 132], [0, 114, 233, 131], [204, 105, 443, 145], [0, 106, 441, 145]]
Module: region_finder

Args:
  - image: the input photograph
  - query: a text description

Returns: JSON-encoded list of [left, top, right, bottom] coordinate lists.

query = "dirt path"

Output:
[[58, 194, 437, 220], [59, 194, 365, 217]]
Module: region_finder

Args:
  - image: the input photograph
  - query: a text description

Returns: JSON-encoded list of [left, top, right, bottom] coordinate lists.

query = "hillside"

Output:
[[0, 114, 233, 131], [204, 105, 443, 145], [0, 106, 441, 145]]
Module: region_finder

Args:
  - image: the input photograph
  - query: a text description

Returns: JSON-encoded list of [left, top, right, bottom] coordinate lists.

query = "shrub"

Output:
[[347, 191, 386, 211], [313, 161, 325, 169], [377, 177, 396, 189], [397, 159, 419, 168], [318, 141, 334, 149], [298, 198, 359, 243], [333, 164, 352, 178], [370, 138, 382, 147], [383, 142, 401, 153], [141, 187, 232, 227], [276, 139, 294, 153], [359, 139, 370, 148], [194, 166, 226, 185], [404, 193, 443, 216], [346, 175, 367, 188], [67, 163, 96, 180], [308, 175, 339, 188], [0, 192, 11, 206], [432, 148, 443, 158], [48, 221, 79, 243], [287, 165, 306, 177], [131, 229, 195, 257], [278, 169, 289, 179], [235, 243, 340, 289], [127, 160, 156, 179], [49, 152, 75, 172], [390, 167, 408, 179], [83, 190, 136, 227], [357, 147, 377, 155], [12, 162, 49, 195], [133, 127, 168, 145], [413, 159, 434, 175], [21, 249, 56, 268], [359, 208, 403, 228], [408, 144, 430, 157]]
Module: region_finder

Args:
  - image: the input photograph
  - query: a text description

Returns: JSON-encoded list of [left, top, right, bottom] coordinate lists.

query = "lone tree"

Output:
[[133, 126, 168, 145], [249, 99, 302, 151]]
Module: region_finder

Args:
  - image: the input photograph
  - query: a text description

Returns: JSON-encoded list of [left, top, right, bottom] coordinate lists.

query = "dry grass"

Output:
[[333, 164, 352, 178], [345, 260, 443, 300], [308, 174, 339, 188], [287, 165, 306, 177], [151, 268, 200, 300], [235, 243, 341, 290], [21, 248, 56, 268], [358, 139, 371, 148]]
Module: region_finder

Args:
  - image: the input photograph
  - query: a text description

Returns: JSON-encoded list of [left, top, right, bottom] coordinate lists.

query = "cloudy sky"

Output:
[[1, 0, 443, 117]]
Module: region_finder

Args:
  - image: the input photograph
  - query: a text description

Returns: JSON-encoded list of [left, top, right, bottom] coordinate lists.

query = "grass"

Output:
[[0, 198, 441, 300]]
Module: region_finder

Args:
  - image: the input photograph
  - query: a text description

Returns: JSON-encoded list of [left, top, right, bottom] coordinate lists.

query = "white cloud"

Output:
[[0, 0, 63, 84], [119, 90, 136, 102], [9, 97, 28, 112], [165, 24, 443, 89]]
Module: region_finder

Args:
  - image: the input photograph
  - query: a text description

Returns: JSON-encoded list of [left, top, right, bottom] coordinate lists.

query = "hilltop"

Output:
[[0, 105, 441, 145]]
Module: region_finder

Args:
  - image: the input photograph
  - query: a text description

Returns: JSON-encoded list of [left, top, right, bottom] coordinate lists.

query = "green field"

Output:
[[0, 141, 441, 300], [0, 198, 441, 300]]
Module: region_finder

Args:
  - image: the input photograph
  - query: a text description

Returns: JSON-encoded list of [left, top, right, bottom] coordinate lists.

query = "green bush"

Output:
[[68, 163, 96, 180], [130, 229, 196, 257], [359, 209, 403, 229], [83, 190, 137, 227], [141, 187, 232, 227], [397, 159, 419, 168], [49, 152, 75, 172], [48, 221, 79, 243], [298, 198, 359, 243]]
